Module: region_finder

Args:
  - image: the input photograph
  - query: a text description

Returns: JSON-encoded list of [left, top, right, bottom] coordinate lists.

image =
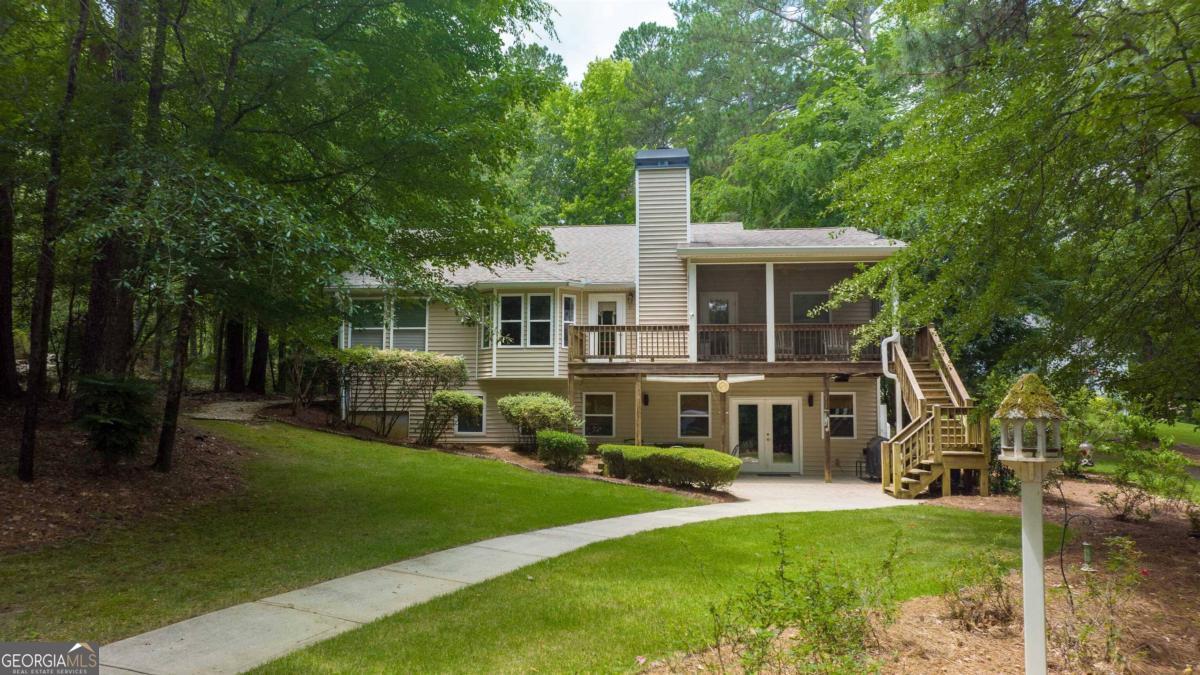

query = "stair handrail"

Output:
[[892, 340, 926, 421], [923, 326, 974, 408], [887, 413, 935, 495]]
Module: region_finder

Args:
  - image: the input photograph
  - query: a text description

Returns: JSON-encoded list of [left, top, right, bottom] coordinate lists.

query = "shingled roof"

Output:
[[342, 222, 903, 289]]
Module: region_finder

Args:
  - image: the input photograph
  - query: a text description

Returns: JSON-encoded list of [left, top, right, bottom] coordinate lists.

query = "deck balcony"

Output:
[[566, 263, 882, 375]]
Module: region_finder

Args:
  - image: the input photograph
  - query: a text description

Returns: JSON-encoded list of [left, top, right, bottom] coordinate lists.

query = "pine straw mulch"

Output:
[[644, 477, 1200, 674], [0, 398, 248, 555], [258, 401, 736, 504]]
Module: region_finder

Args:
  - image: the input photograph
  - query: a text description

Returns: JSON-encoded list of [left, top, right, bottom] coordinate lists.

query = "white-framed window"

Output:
[[391, 298, 427, 350], [498, 295, 523, 347], [349, 298, 386, 348], [528, 294, 552, 346], [561, 295, 576, 347], [826, 392, 856, 439], [479, 298, 494, 349], [583, 392, 615, 437], [678, 392, 711, 438], [455, 393, 485, 435], [791, 292, 831, 323]]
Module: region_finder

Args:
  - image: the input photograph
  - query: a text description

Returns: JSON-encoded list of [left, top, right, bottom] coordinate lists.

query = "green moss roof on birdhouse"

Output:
[[993, 373, 1066, 420]]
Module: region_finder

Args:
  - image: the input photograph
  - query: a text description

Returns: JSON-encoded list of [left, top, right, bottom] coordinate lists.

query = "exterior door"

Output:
[[587, 294, 626, 359], [729, 398, 802, 473]]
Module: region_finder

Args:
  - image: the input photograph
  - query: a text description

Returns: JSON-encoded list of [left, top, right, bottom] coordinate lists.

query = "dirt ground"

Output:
[[649, 476, 1200, 674], [0, 397, 248, 554]]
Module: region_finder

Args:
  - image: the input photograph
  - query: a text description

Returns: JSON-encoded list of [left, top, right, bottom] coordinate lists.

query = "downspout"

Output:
[[879, 274, 901, 437]]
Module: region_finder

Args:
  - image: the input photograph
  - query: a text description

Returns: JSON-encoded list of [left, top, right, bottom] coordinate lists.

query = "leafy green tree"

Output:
[[830, 0, 1200, 416]]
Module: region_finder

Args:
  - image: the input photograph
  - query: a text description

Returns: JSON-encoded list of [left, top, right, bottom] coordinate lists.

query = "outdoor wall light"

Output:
[[642, 393, 649, 406], [807, 393, 814, 407]]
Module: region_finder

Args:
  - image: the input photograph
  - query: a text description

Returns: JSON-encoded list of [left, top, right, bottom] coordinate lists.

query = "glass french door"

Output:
[[730, 399, 801, 473]]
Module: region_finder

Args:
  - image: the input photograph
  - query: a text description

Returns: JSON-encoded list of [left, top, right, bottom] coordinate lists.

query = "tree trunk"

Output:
[[224, 318, 246, 392], [275, 336, 286, 393], [0, 173, 20, 398], [155, 283, 196, 472], [19, 0, 89, 482], [211, 314, 224, 392], [57, 261, 80, 399], [247, 323, 269, 394], [80, 0, 143, 379]]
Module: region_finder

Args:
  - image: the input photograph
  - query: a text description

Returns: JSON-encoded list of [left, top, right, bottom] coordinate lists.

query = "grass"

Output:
[[0, 421, 697, 643], [256, 506, 1037, 674], [1156, 421, 1200, 448]]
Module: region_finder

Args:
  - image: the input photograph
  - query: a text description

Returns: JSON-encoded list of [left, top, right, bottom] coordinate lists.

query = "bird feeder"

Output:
[[994, 373, 1066, 675], [995, 373, 1065, 481]]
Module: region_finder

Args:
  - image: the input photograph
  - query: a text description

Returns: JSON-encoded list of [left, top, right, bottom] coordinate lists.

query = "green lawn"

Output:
[[0, 422, 697, 643], [256, 506, 1032, 674], [1156, 421, 1200, 448]]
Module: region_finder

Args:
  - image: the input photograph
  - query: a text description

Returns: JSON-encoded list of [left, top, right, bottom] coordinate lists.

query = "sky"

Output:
[[529, 0, 677, 83]]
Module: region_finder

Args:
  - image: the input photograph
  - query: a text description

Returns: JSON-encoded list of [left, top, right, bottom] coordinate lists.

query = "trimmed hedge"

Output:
[[497, 392, 581, 452], [536, 430, 588, 471], [598, 444, 741, 491]]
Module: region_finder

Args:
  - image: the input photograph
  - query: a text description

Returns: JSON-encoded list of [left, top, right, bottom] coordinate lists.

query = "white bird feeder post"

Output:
[[995, 373, 1065, 675]]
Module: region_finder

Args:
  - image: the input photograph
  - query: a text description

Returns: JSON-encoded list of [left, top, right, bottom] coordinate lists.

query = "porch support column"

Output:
[[687, 262, 697, 362], [765, 263, 775, 362], [718, 372, 728, 454], [823, 374, 833, 483], [566, 372, 576, 432], [633, 375, 643, 446]]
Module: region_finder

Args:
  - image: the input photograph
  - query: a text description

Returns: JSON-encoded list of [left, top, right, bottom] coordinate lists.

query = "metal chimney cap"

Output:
[[634, 148, 689, 169]]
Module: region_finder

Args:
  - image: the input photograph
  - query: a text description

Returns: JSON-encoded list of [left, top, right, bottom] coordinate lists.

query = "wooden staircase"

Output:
[[882, 326, 990, 499]]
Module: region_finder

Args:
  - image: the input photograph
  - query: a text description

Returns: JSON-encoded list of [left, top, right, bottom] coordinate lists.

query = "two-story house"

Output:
[[339, 149, 989, 497]]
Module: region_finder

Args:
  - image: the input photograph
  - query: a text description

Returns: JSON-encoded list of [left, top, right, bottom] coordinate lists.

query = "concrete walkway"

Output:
[[100, 476, 906, 675]]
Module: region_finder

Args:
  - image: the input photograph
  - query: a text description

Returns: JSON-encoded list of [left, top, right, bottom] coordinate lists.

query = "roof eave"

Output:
[[676, 245, 903, 260]]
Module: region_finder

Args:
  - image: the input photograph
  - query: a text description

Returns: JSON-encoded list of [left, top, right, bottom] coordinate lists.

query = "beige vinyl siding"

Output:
[[635, 376, 880, 475], [426, 302, 481, 379], [636, 167, 689, 325]]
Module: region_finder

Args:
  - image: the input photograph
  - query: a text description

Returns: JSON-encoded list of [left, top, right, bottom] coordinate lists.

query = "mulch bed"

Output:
[[258, 401, 737, 504], [0, 398, 248, 554]]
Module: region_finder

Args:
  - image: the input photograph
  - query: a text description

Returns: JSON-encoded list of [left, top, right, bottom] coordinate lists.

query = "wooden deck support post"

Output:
[[566, 371, 576, 427], [633, 375, 643, 446], [718, 372, 728, 454], [823, 374, 832, 483]]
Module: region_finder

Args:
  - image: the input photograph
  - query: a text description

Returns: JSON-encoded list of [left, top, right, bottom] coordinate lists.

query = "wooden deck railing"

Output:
[[567, 323, 880, 363]]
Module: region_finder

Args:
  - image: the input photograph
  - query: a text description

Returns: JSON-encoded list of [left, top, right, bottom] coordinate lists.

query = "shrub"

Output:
[[706, 529, 899, 674], [536, 430, 588, 471], [1097, 442, 1193, 521], [1051, 536, 1144, 670], [417, 390, 483, 446], [941, 547, 1017, 631], [497, 392, 580, 452], [338, 348, 468, 436], [75, 376, 157, 469], [598, 444, 741, 490]]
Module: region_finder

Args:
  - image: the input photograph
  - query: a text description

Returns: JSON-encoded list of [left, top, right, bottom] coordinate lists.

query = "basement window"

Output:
[[583, 393, 615, 437], [827, 393, 856, 439]]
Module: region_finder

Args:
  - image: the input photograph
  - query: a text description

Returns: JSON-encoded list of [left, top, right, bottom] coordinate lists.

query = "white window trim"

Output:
[[348, 297, 387, 348], [791, 291, 832, 324], [498, 294, 524, 349], [455, 393, 486, 436], [824, 391, 857, 440], [561, 294, 576, 348], [583, 392, 616, 438], [526, 293, 553, 348], [678, 391, 712, 439], [390, 297, 429, 351]]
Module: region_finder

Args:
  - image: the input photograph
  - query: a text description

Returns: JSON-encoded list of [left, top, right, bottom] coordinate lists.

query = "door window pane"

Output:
[[706, 299, 731, 324], [772, 404, 794, 463], [737, 404, 758, 460]]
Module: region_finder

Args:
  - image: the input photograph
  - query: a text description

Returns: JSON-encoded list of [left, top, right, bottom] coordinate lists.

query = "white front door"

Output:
[[729, 398, 802, 473], [587, 294, 626, 359]]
